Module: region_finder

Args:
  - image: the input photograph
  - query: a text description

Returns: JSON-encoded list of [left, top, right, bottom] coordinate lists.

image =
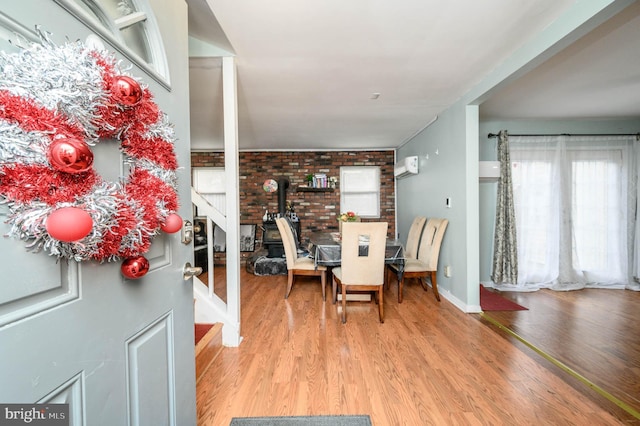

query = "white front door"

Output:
[[0, 2, 195, 425]]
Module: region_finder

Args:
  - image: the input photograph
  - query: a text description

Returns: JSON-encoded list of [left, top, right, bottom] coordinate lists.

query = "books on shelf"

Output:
[[313, 173, 327, 188]]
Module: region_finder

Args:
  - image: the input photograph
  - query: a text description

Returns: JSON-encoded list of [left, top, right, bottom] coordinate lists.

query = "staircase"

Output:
[[191, 188, 242, 347]]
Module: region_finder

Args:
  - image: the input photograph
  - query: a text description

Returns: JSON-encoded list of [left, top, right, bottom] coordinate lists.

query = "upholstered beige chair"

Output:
[[276, 217, 327, 300], [385, 215, 425, 294], [332, 222, 388, 323], [387, 218, 448, 303], [404, 216, 427, 259]]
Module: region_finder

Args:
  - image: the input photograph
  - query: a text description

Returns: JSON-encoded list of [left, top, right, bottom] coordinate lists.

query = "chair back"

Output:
[[416, 218, 448, 270], [340, 222, 388, 285], [405, 216, 427, 259], [275, 217, 297, 268]]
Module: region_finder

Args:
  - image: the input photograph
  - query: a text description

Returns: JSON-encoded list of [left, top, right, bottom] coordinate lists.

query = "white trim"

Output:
[[189, 148, 397, 153], [222, 56, 242, 346], [191, 189, 226, 230], [54, 0, 170, 88], [438, 286, 482, 314], [398, 115, 438, 149], [114, 11, 146, 30]]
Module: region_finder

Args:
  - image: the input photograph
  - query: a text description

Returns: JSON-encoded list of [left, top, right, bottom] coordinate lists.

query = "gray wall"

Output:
[[397, 104, 475, 309]]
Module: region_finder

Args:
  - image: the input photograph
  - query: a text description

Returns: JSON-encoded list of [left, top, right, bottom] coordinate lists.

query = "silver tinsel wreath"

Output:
[[0, 29, 179, 262]]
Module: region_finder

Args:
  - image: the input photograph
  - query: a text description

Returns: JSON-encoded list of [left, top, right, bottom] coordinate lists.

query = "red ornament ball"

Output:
[[48, 138, 94, 173], [121, 255, 150, 279], [112, 75, 142, 106], [45, 207, 93, 242], [160, 213, 182, 233]]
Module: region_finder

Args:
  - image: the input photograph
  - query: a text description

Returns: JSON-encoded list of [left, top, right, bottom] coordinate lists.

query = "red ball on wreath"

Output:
[[121, 255, 150, 279], [48, 138, 94, 174], [112, 75, 142, 107], [45, 207, 93, 242], [160, 213, 182, 234]]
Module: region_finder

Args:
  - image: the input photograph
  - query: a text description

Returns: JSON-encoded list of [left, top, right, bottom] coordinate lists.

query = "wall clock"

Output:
[[263, 179, 278, 193]]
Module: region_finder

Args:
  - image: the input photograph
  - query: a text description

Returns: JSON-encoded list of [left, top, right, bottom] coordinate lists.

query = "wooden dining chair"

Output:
[[275, 217, 327, 300], [331, 222, 388, 323], [387, 218, 448, 303]]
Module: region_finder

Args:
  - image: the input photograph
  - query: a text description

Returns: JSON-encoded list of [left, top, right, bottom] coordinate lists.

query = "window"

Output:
[[59, 0, 169, 79], [570, 150, 624, 277], [193, 168, 226, 214], [510, 136, 631, 286], [340, 166, 380, 218]]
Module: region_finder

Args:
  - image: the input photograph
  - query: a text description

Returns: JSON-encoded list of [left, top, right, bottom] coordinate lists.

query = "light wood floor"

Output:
[[196, 268, 639, 425]]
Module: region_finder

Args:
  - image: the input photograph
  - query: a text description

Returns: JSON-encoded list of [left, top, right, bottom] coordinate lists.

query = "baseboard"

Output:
[[434, 285, 482, 313]]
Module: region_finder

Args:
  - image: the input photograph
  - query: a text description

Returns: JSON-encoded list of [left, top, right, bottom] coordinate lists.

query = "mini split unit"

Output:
[[394, 156, 418, 178], [479, 161, 501, 182]]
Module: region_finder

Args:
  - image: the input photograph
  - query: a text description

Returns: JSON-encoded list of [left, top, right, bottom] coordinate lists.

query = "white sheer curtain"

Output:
[[495, 135, 639, 291]]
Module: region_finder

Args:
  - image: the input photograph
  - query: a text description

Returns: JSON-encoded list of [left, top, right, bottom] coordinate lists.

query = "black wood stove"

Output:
[[262, 178, 300, 258]]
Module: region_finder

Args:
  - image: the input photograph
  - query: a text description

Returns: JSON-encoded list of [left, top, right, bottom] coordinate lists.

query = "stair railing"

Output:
[[191, 189, 236, 337]]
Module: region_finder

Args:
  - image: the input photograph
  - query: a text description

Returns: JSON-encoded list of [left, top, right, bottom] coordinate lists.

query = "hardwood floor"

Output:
[[480, 287, 640, 421], [196, 268, 639, 425]]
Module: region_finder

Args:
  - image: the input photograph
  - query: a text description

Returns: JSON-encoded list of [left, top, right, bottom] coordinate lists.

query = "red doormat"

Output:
[[480, 284, 528, 311], [195, 323, 214, 345]]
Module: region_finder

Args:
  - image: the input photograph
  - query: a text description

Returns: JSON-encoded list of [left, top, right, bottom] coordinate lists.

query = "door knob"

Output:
[[183, 262, 202, 280]]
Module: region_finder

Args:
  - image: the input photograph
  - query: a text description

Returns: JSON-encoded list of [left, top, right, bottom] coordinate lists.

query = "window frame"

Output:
[[339, 166, 381, 218], [54, 0, 170, 88]]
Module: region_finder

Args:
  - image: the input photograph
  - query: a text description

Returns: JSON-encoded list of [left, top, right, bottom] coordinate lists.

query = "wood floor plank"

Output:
[[196, 268, 638, 425]]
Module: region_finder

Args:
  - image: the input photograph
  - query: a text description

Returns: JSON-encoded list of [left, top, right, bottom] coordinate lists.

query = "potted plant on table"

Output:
[[337, 211, 360, 233]]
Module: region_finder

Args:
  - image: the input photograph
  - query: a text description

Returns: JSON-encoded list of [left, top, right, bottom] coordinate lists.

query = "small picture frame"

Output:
[[240, 224, 257, 252]]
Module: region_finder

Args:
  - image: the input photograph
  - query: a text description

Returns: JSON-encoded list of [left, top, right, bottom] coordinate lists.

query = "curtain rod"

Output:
[[488, 132, 640, 140]]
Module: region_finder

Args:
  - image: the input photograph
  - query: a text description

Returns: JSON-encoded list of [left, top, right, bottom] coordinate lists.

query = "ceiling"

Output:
[[481, 1, 640, 122], [187, 0, 640, 151]]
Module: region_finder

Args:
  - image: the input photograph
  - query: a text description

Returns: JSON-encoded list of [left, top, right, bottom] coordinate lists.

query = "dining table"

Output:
[[307, 231, 405, 279]]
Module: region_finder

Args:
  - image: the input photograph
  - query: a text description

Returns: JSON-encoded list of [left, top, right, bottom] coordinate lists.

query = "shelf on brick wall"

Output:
[[296, 186, 334, 193]]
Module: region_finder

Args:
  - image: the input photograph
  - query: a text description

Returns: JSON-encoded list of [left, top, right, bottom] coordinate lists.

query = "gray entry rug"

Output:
[[229, 415, 372, 426]]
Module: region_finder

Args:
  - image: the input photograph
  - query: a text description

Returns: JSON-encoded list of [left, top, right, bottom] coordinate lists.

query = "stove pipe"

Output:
[[277, 178, 290, 217]]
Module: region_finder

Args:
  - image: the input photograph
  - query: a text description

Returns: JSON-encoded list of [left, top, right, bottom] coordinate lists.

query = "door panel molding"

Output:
[[0, 258, 80, 328], [39, 372, 85, 426], [125, 311, 176, 426], [147, 235, 172, 271]]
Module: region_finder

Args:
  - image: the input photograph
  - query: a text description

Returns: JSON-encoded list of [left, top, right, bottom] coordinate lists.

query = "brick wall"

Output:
[[191, 150, 395, 257]]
